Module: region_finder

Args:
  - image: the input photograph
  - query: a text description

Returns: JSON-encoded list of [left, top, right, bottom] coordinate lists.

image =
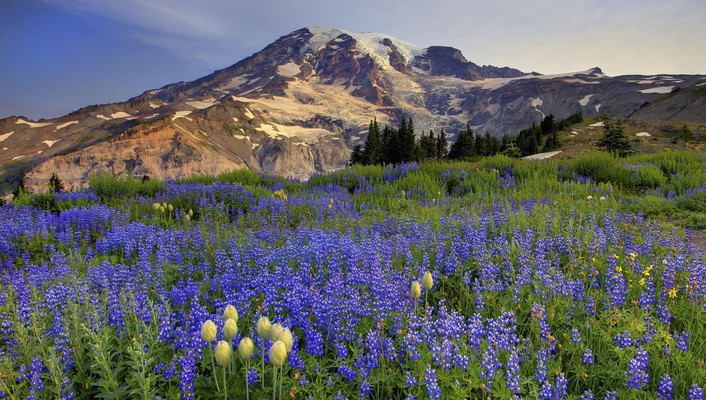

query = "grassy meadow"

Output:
[[1, 150, 706, 399]]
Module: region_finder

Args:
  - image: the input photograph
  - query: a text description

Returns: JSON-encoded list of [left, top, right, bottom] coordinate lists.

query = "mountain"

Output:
[[629, 83, 706, 123], [1, 26, 705, 193]]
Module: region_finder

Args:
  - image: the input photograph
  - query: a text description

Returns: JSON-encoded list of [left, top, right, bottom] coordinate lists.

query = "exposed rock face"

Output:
[[1, 26, 705, 193]]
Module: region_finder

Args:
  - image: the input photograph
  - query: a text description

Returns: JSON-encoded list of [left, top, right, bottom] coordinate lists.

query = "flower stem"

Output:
[[272, 366, 277, 400], [209, 346, 220, 391], [223, 366, 227, 400]]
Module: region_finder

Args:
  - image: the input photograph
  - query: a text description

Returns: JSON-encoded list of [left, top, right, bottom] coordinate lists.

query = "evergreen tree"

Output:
[[597, 118, 633, 157], [502, 136, 522, 158], [475, 132, 487, 156], [418, 130, 437, 159], [398, 116, 417, 162], [361, 119, 383, 165], [349, 144, 363, 165], [448, 125, 475, 159], [12, 177, 26, 199], [382, 125, 399, 164], [540, 114, 557, 135], [436, 128, 448, 160], [49, 173, 64, 193]]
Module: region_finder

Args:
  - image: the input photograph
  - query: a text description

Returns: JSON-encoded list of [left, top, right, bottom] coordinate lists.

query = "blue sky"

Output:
[[2, 0, 705, 120]]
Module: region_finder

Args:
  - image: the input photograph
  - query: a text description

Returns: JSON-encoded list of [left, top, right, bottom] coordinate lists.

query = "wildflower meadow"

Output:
[[1, 152, 706, 399]]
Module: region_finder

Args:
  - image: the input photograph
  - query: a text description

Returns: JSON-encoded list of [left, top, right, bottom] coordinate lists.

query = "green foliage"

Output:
[[597, 118, 633, 157], [89, 173, 164, 203], [49, 173, 65, 193]]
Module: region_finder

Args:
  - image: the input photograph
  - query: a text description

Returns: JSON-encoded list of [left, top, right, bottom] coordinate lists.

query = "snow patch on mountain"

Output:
[[277, 62, 301, 78], [16, 118, 53, 128], [186, 99, 218, 109], [111, 112, 132, 119], [171, 111, 193, 121], [43, 139, 60, 147], [639, 86, 674, 94], [579, 94, 594, 106], [96, 115, 111, 121], [0, 132, 13, 142], [55, 121, 79, 130], [305, 27, 424, 69], [531, 97, 545, 118]]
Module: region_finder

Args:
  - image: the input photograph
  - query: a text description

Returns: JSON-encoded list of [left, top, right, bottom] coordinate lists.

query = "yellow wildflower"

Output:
[[668, 287, 677, 298]]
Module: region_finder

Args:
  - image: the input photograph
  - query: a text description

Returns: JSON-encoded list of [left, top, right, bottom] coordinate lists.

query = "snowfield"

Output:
[[55, 121, 79, 130], [523, 150, 562, 160], [42, 139, 60, 147], [639, 86, 674, 94], [15, 118, 53, 128], [0, 132, 13, 142]]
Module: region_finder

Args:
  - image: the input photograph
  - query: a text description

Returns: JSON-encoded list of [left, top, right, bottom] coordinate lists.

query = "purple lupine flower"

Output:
[[657, 374, 673, 400], [627, 347, 649, 389], [178, 349, 197, 399], [404, 371, 418, 387], [506, 349, 521, 394], [360, 380, 371, 399], [424, 365, 442, 400], [554, 373, 568, 400], [676, 332, 691, 352], [604, 391, 617, 400], [579, 390, 594, 400], [247, 367, 259, 386], [582, 348, 594, 365], [571, 327, 583, 343], [538, 380, 553, 400], [689, 383, 704, 400]]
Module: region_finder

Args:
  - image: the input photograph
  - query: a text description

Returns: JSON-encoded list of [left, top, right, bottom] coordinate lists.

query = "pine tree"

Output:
[[349, 144, 363, 165], [597, 118, 633, 157], [398, 116, 417, 162], [436, 128, 448, 160], [382, 125, 399, 164], [49, 173, 64, 193], [418, 130, 436, 159], [361, 119, 383, 165], [448, 125, 475, 159]]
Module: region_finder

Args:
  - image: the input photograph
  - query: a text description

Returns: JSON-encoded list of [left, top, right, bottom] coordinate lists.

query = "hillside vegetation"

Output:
[[2, 149, 706, 399]]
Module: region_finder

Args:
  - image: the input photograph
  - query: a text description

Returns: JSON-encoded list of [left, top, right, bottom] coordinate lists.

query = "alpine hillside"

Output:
[[1, 26, 705, 193]]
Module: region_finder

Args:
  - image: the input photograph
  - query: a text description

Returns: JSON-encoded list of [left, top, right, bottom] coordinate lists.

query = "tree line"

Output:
[[350, 112, 583, 165]]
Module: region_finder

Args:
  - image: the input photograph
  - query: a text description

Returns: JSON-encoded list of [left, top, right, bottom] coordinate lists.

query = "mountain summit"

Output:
[[1, 27, 704, 192]]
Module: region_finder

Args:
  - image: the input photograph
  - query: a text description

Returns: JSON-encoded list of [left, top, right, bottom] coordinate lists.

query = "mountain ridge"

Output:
[[1, 26, 705, 193]]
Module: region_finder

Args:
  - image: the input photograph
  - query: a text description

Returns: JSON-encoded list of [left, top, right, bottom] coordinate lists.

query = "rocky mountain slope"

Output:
[[629, 83, 706, 123], [1, 26, 705, 193]]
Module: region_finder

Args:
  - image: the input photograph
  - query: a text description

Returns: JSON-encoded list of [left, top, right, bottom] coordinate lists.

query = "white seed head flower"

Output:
[[257, 316, 271, 339], [214, 340, 232, 367], [279, 327, 293, 353], [411, 281, 421, 299], [269, 341, 287, 367], [201, 319, 217, 343], [269, 323, 284, 342], [223, 304, 238, 323], [224, 318, 238, 342], [238, 337, 254, 359], [422, 271, 434, 290]]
